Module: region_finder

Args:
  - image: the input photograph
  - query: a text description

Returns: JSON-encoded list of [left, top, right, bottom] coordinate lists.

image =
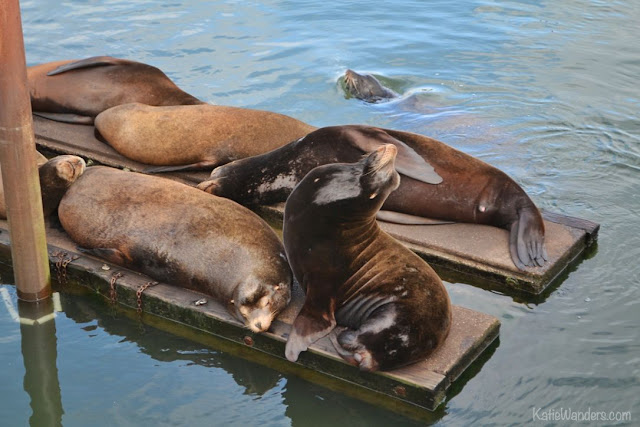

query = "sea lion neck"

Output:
[[338, 216, 380, 251]]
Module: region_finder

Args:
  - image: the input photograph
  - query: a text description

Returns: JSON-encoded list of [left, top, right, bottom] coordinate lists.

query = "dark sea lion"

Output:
[[94, 102, 317, 172], [283, 145, 452, 371], [342, 69, 398, 102], [199, 125, 547, 270], [28, 56, 203, 124], [0, 154, 86, 219], [57, 166, 292, 332]]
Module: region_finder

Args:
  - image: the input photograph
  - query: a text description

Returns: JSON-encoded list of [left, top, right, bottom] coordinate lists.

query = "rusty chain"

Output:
[[136, 281, 158, 314], [52, 251, 79, 285], [109, 272, 123, 304]]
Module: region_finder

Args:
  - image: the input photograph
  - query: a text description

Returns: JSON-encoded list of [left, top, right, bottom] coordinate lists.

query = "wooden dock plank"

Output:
[[0, 219, 499, 411], [255, 203, 597, 296], [32, 116, 598, 295]]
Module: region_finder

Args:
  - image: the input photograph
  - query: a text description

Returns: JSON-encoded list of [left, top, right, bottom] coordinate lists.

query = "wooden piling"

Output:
[[0, 0, 52, 300]]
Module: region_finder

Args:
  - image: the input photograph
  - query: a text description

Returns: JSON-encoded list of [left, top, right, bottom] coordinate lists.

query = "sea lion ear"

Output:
[[350, 129, 443, 184]]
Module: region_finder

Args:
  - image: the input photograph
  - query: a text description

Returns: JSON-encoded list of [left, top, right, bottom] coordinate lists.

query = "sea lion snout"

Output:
[[369, 144, 398, 168], [233, 277, 292, 333], [54, 155, 86, 182], [196, 179, 219, 195], [362, 145, 401, 195]]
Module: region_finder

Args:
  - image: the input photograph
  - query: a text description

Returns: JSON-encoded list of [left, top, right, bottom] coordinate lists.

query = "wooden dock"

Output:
[[0, 219, 499, 413], [33, 116, 599, 295]]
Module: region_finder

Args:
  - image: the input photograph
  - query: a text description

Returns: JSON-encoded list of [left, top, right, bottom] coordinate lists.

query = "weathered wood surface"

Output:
[[0, 219, 499, 411], [32, 116, 599, 295]]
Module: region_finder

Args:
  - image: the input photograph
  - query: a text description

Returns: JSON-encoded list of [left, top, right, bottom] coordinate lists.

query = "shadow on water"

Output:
[[56, 285, 446, 424], [58, 289, 282, 397]]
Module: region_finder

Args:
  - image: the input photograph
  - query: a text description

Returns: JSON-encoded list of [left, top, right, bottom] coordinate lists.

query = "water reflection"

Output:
[[59, 292, 282, 398], [58, 290, 450, 425], [17, 296, 63, 427]]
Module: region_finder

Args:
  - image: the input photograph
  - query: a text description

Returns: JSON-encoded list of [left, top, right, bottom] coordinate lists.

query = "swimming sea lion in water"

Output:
[[57, 166, 292, 332], [283, 145, 452, 371], [342, 69, 398, 102], [28, 56, 203, 124], [94, 102, 317, 172], [0, 154, 86, 219], [199, 125, 547, 270]]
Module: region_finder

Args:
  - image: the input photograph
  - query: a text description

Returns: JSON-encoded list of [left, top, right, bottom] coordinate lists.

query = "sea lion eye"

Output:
[[239, 306, 249, 315], [259, 296, 270, 308], [314, 178, 320, 183]]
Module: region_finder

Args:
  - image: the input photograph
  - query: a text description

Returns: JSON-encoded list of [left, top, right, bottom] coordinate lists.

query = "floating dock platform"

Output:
[[0, 220, 499, 413], [33, 116, 599, 296]]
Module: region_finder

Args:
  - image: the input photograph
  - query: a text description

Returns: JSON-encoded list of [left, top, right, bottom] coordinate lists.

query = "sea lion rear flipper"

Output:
[[349, 128, 442, 184], [285, 298, 336, 362], [77, 247, 132, 265], [376, 210, 454, 225], [33, 112, 94, 125], [144, 159, 220, 174], [509, 208, 548, 270], [46, 56, 123, 76], [328, 327, 360, 366]]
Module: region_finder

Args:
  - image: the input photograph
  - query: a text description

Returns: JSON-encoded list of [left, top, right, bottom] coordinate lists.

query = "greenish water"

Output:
[[2, 0, 638, 425]]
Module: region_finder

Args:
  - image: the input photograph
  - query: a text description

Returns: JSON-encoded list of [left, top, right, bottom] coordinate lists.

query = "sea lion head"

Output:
[[39, 155, 87, 216], [50, 155, 87, 183], [230, 271, 292, 333], [198, 147, 302, 207], [343, 69, 397, 102], [287, 144, 400, 220], [197, 158, 273, 207]]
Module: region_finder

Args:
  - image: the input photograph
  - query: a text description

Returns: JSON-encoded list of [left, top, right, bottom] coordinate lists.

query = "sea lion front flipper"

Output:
[[46, 56, 123, 76], [376, 210, 454, 225], [77, 247, 132, 266], [348, 128, 443, 184], [144, 159, 220, 174], [285, 297, 336, 362], [33, 112, 94, 125]]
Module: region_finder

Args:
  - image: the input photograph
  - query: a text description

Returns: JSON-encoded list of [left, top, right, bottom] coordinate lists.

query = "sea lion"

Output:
[[283, 145, 452, 371], [94, 102, 317, 172], [28, 56, 203, 124], [342, 69, 398, 102], [0, 154, 86, 219], [199, 125, 547, 270], [57, 166, 291, 332]]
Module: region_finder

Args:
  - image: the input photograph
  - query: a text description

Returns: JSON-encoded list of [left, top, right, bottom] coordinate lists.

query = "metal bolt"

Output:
[[392, 385, 407, 397]]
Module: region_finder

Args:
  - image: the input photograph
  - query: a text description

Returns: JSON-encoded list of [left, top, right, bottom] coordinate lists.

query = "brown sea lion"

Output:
[[342, 69, 398, 102], [57, 166, 291, 332], [283, 145, 452, 371], [198, 125, 547, 270], [0, 154, 86, 219], [28, 56, 203, 124], [94, 102, 317, 172]]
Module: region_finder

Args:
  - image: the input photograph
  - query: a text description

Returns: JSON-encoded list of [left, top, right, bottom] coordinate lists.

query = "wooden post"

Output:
[[0, 0, 52, 300]]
